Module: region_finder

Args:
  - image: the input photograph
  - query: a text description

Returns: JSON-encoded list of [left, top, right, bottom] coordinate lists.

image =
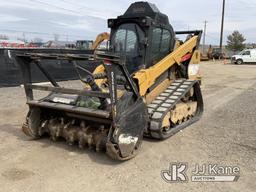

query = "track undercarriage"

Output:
[[15, 1, 204, 160], [22, 78, 203, 160], [146, 79, 203, 139]]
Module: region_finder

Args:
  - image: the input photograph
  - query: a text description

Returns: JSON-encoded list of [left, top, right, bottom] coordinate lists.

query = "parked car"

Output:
[[231, 49, 256, 65]]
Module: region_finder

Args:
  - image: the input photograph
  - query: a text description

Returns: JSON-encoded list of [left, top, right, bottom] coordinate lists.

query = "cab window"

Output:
[[114, 28, 138, 53], [160, 29, 171, 53], [112, 23, 144, 74], [242, 51, 250, 55], [152, 28, 162, 57], [151, 28, 171, 66]]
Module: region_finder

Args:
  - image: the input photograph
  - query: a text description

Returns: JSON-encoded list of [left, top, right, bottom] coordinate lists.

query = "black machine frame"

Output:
[[15, 52, 140, 122]]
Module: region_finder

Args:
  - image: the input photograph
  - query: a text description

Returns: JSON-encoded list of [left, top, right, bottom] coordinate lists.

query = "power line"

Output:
[[59, 0, 119, 15], [237, 0, 256, 7], [59, 0, 88, 9], [206, 34, 219, 41], [28, 0, 82, 16], [0, 0, 111, 41], [0, 0, 106, 40], [59, 0, 102, 15], [0, 28, 85, 38], [29, 0, 108, 20]]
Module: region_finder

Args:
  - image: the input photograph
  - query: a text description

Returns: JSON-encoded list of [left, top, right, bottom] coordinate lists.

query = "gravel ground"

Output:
[[0, 61, 256, 192]]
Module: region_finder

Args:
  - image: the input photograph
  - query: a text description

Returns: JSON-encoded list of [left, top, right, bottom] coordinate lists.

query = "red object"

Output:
[[1, 42, 8, 47], [18, 44, 25, 48], [104, 59, 112, 65], [181, 53, 192, 62]]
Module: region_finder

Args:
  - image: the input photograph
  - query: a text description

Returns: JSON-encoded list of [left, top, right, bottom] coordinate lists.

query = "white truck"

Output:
[[231, 49, 256, 64]]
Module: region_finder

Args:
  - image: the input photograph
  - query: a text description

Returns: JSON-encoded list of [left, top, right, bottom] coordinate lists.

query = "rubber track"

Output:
[[145, 79, 203, 139]]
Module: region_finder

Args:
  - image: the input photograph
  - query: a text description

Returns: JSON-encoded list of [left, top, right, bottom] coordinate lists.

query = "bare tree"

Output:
[[54, 34, 60, 41], [17, 33, 27, 42], [0, 34, 9, 40], [33, 37, 43, 43], [17, 37, 26, 42]]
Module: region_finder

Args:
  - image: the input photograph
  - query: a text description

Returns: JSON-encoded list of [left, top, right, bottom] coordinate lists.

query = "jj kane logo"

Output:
[[191, 164, 240, 182], [161, 163, 188, 183], [161, 163, 240, 183]]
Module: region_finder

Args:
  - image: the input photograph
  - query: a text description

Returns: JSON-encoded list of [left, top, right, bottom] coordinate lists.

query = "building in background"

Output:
[[0, 40, 25, 48]]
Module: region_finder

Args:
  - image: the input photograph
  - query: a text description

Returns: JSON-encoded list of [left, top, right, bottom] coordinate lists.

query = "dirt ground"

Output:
[[0, 60, 256, 192]]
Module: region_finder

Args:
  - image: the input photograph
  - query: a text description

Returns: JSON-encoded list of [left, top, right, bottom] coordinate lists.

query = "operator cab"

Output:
[[111, 23, 144, 73], [108, 2, 176, 74]]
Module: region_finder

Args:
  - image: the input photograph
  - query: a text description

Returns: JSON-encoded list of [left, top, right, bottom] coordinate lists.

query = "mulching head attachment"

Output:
[[15, 52, 148, 160]]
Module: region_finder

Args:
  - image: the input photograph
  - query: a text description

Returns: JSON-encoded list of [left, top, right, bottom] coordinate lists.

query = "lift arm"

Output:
[[133, 33, 201, 96], [91, 32, 110, 50]]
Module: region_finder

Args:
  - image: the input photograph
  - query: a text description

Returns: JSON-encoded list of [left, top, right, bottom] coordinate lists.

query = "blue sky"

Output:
[[0, 0, 255, 45]]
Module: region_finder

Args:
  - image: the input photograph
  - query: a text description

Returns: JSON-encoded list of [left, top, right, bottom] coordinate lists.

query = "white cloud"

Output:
[[0, 14, 27, 23], [0, 0, 255, 44]]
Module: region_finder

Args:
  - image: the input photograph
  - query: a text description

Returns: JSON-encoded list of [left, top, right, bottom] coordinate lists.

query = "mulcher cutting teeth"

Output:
[[16, 1, 204, 160]]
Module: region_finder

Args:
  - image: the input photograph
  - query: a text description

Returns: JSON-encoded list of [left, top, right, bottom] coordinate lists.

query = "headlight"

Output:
[[188, 64, 200, 77]]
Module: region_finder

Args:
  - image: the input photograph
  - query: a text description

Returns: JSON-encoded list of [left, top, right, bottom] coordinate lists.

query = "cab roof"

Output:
[[117, 1, 170, 27]]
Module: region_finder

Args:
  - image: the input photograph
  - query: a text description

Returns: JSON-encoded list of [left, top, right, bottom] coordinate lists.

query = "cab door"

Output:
[[111, 23, 145, 74], [241, 50, 251, 63]]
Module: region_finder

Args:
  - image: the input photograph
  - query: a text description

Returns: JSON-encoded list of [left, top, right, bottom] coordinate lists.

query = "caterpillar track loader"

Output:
[[15, 2, 203, 160]]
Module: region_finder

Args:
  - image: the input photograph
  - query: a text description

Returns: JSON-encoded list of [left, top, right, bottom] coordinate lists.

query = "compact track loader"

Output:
[[16, 2, 203, 160]]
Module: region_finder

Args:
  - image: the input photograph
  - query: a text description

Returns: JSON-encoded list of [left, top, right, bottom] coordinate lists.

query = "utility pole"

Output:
[[220, 0, 226, 53], [22, 32, 26, 43], [203, 20, 208, 54]]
